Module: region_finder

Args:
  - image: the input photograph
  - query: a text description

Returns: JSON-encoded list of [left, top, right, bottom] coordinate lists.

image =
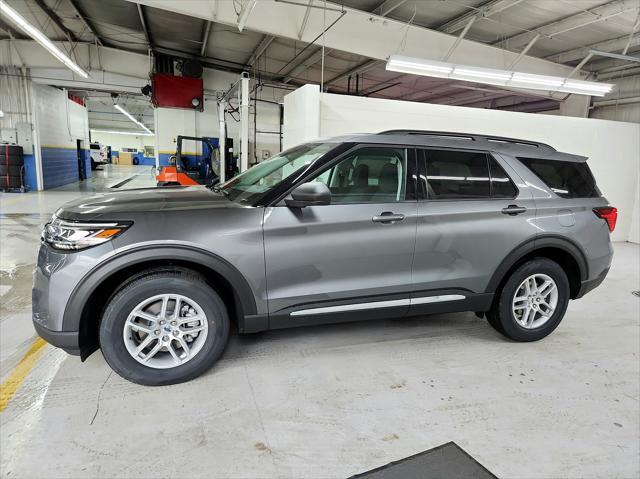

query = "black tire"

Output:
[[0, 164, 23, 176], [0, 144, 22, 155], [2, 175, 23, 188], [99, 268, 230, 385], [487, 258, 570, 342], [0, 155, 23, 165]]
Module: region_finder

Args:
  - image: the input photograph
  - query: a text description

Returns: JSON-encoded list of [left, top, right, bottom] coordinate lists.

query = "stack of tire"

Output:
[[0, 144, 24, 192]]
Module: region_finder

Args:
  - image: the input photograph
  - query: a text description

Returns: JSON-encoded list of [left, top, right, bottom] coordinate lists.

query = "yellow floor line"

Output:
[[0, 338, 47, 412]]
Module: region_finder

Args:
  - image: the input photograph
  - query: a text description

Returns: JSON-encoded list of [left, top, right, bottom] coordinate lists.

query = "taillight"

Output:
[[593, 206, 617, 232]]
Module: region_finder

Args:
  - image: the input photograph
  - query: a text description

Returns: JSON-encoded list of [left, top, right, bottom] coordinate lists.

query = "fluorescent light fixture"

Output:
[[91, 129, 154, 136], [386, 55, 614, 97], [113, 104, 153, 134], [0, 0, 89, 79], [385, 56, 453, 77], [237, 0, 257, 32]]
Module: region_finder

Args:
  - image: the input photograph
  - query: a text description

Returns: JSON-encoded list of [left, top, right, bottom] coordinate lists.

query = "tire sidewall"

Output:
[[100, 274, 229, 385], [498, 259, 570, 341]]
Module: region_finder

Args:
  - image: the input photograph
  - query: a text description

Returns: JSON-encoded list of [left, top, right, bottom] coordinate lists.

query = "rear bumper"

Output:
[[576, 266, 609, 299], [32, 320, 80, 356]]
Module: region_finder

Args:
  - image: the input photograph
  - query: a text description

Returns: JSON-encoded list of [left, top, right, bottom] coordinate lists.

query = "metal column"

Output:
[[218, 100, 227, 183], [240, 72, 249, 172]]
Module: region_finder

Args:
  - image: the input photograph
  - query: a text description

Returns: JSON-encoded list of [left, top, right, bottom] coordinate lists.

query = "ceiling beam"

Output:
[[68, 0, 103, 46], [622, 11, 640, 54], [438, 0, 524, 34], [247, 34, 275, 66], [200, 20, 212, 56], [33, 0, 78, 43], [131, 0, 580, 100], [396, 81, 460, 102], [497, 0, 640, 51], [597, 64, 640, 79], [298, 0, 313, 39], [131, 0, 579, 78], [282, 48, 333, 83], [590, 49, 640, 63], [546, 34, 639, 65], [325, 0, 525, 96], [136, 3, 151, 48], [373, 0, 408, 18], [325, 59, 381, 85], [0, 18, 26, 39]]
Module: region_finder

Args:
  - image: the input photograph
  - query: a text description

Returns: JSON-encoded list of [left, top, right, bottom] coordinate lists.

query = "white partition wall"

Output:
[[283, 84, 321, 149], [283, 85, 640, 243]]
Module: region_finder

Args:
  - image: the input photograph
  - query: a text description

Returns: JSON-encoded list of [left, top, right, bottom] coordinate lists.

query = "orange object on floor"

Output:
[[156, 166, 200, 186]]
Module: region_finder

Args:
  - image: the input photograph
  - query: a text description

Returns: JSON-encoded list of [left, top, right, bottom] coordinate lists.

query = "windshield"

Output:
[[218, 142, 335, 203]]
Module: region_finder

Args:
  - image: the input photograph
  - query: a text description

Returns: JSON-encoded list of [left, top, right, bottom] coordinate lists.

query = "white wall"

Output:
[[283, 84, 320, 149], [283, 86, 640, 242], [32, 83, 89, 190], [33, 84, 88, 148], [90, 131, 153, 152], [629, 171, 640, 244]]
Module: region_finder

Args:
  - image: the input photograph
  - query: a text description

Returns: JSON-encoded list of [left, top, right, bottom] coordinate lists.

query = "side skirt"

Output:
[[249, 290, 494, 332]]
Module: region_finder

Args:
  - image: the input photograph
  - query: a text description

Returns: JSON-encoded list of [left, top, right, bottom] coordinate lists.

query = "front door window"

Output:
[[310, 147, 407, 204]]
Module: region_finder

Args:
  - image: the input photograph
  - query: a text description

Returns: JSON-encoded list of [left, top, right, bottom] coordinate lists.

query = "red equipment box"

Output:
[[152, 73, 204, 111]]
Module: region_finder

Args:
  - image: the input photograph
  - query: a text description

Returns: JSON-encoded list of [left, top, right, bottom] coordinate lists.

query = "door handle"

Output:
[[372, 212, 405, 223], [501, 204, 527, 216]]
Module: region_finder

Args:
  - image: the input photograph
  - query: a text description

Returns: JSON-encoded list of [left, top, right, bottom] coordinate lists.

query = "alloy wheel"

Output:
[[512, 273, 558, 329], [123, 294, 209, 369]]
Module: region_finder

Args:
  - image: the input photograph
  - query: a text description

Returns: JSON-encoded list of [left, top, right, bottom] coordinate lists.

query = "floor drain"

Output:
[[633, 291, 640, 298]]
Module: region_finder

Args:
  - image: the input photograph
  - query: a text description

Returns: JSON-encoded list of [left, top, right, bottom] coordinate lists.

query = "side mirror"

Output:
[[285, 182, 331, 208]]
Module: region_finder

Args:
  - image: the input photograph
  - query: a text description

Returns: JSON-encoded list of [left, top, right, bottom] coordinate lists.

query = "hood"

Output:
[[55, 186, 240, 221]]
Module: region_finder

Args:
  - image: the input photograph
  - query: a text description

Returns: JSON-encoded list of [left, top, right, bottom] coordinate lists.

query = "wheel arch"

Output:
[[486, 235, 588, 301], [63, 245, 260, 360]]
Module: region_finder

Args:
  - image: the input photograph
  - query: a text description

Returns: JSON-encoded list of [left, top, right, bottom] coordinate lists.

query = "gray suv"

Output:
[[33, 130, 616, 385]]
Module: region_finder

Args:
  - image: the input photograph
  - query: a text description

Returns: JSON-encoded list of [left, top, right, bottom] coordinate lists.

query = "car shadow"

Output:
[[221, 311, 507, 362]]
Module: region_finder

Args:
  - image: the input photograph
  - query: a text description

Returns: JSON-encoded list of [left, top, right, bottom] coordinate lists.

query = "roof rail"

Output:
[[378, 130, 556, 151]]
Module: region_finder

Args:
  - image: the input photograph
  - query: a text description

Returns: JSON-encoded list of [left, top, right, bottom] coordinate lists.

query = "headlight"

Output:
[[43, 217, 131, 251]]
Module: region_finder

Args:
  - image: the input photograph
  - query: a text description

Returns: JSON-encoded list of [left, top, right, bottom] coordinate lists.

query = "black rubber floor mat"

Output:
[[110, 175, 138, 189], [349, 442, 497, 479]]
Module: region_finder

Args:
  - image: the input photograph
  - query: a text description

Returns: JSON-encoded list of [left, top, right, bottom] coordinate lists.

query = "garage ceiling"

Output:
[[1, 0, 638, 114]]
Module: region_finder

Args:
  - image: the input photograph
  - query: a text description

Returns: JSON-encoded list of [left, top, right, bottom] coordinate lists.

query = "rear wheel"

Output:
[[99, 268, 229, 385], [487, 258, 569, 341]]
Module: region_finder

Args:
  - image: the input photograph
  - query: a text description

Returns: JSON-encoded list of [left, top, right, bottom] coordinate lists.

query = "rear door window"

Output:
[[519, 157, 600, 198], [423, 149, 491, 199]]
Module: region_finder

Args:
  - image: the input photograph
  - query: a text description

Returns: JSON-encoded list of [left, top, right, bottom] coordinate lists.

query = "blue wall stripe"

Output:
[[23, 154, 37, 191], [81, 149, 92, 180], [41, 147, 79, 190]]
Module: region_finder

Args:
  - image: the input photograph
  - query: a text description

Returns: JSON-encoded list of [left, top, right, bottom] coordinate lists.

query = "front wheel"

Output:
[[487, 258, 570, 342], [99, 268, 229, 385]]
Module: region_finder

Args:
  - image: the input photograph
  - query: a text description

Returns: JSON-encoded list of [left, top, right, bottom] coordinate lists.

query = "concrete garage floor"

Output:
[[1, 165, 639, 479]]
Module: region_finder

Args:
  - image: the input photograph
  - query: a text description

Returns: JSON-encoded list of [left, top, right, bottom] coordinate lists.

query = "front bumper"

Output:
[[32, 240, 112, 355], [32, 320, 81, 356]]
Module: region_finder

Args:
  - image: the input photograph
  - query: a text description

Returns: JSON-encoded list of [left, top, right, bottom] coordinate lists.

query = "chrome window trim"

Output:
[[290, 294, 466, 316]]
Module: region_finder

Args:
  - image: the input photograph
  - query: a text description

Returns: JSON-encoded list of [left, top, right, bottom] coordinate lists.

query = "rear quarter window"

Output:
[[518, 157, 601, 198]]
